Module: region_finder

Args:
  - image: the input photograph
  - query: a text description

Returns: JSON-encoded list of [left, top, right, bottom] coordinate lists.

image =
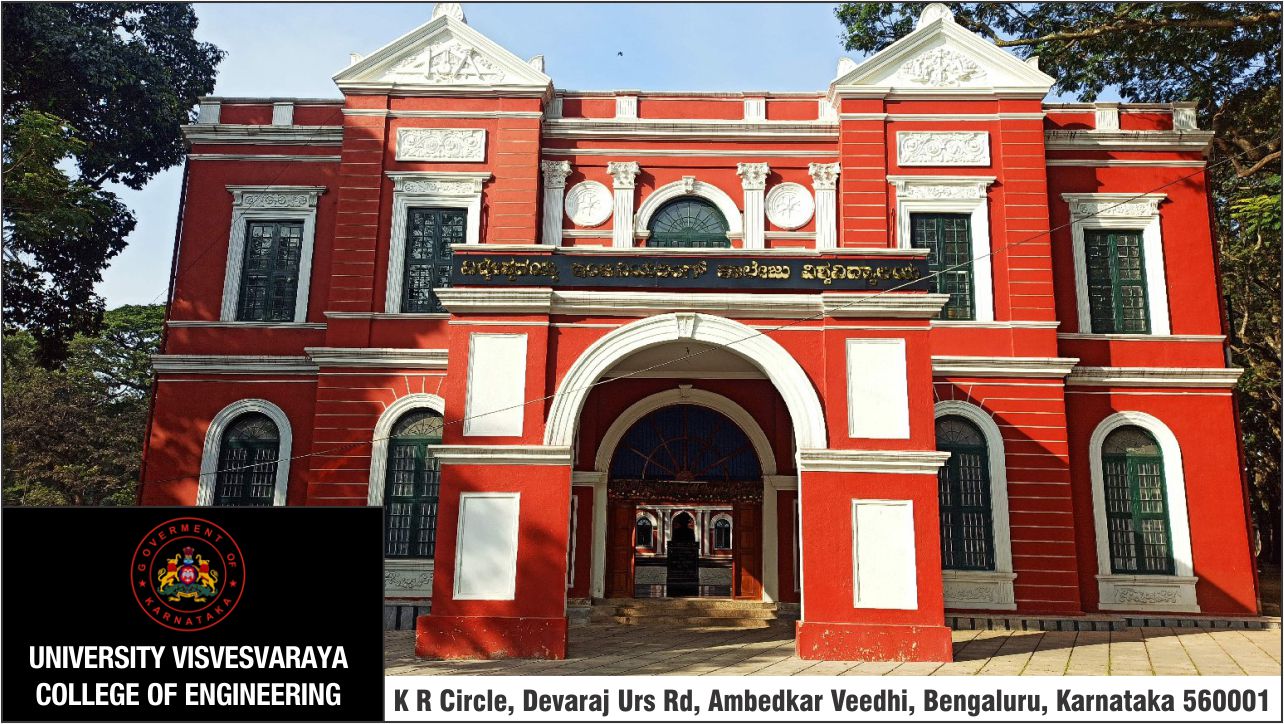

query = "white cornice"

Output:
[[1045, 130, 1214, 152], [189, 153, 342, 163], [151, 355, 318, 375], [304, 347, 448, 368], [344, 109, 543, 119], [1057, 332, 1224, 342], [1067, 366, 1243, 388], [542, 118, 837, 140], [428, 445, 573, 466], [798, 449, 951, 474], [435, 288, 554, 314], [541, 147, 838, 159], [464, 245, 926, 258], [165, 321, 327, 329], [182, 124, 343, 146], [932, 355, 1079, 378]]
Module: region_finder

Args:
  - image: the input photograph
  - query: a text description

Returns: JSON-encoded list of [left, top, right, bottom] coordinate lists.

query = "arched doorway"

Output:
[[605, 404, 763, 599]]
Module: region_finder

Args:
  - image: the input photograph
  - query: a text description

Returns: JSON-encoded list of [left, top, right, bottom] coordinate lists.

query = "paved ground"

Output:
[[385, 622, 1281, 676]]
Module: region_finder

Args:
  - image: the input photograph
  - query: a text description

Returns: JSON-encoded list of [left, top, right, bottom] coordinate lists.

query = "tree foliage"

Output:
[[1, 3, 222, 364], [2, 305, 165, 506], [836, 3, 1283, 561]]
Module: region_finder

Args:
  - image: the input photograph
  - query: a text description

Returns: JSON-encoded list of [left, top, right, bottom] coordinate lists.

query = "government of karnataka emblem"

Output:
[[156, 546, 219, 602]]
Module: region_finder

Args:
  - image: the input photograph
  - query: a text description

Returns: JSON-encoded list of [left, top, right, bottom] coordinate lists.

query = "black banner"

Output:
[[451, 253, 931, 292], [2, 507, 383, 722]]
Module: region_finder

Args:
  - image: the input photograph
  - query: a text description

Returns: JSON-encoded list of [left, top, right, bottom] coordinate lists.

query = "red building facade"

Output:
[[140, 3, 1259, 661]]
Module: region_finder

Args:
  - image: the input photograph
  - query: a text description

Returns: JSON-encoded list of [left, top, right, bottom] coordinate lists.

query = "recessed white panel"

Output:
[[464, 333, 527, 437], [453, 493, 520, 600], [846, 338, 910, 439], [852, 499, 917, 610]]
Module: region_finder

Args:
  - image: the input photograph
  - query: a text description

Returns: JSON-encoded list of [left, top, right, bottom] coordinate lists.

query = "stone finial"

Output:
[[836, 57, 858, 78], [917, 3, 955, 28], [528, 55, 545, 73], [432, 2, 467, 23]]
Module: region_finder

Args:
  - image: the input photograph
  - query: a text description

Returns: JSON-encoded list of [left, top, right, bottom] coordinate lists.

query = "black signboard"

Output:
[[450, 253, 931, 292]]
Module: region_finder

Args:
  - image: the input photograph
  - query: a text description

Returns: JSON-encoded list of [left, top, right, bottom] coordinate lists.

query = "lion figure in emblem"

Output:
[[156, 546, 219, 602]]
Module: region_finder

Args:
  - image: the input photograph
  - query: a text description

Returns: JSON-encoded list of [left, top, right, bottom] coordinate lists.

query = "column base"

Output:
[[795, 621, 953, 662], [416, 615, 568, 660]]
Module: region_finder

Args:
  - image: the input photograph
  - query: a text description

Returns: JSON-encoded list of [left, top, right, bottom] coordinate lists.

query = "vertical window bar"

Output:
[[1085, 229, 1150, 334], [911, 213, 975, 320], [237, 221, 303, 322]]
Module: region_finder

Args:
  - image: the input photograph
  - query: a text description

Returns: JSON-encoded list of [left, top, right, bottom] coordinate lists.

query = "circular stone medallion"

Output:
[[765, 182, 815, 230], [565, 181, 613, 227]]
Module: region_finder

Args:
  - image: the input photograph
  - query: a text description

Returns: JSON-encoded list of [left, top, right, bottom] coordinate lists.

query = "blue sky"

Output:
[[100, 2, 854, 306]]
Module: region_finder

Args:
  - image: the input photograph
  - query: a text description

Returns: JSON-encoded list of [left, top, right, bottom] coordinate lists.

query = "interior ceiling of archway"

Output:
[[600, 342, 766, 379]]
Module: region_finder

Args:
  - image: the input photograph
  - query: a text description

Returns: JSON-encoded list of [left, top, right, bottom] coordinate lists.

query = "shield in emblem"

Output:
[[178, 565, 199, 585]]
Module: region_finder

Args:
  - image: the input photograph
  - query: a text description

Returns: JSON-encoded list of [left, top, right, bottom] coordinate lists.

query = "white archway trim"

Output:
[[197, 398, 292, 506], [934, 400, 1016, 610], [545, 313, 826, 452], [710, 512, 734, 551], [1089, 411, 1199, 613], [593, 388, 778, 475], [367, 393, 446, 506], [634, 177, 744, 237]]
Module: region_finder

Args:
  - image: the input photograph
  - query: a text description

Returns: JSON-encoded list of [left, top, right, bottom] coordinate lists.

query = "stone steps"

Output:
[[596, 597, 779, 628]]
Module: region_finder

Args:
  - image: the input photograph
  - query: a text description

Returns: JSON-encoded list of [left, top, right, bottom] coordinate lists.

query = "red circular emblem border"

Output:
[[130, 517, 246, 632]]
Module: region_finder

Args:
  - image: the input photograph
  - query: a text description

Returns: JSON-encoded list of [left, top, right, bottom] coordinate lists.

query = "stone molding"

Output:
[[303, 348, 448, 369], [896, 131, 990, 166], [932, 355, 1079, 378], [429, 445, 573, 466], [797, 449, 950, 474], [1067, 366, 1243, 388]]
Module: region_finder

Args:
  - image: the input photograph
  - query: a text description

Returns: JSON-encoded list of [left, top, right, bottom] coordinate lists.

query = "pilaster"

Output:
[[607, 161, 640, 248], [737, 163, 769, 250]]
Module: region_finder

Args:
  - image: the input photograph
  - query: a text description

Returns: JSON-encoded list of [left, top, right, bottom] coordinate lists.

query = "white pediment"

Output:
[[334, 12, 551, 94], [830, 5, 1053, 98]]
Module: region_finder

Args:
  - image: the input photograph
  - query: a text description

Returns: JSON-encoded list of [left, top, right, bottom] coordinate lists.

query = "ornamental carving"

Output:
[[240, 193, 311, 208], [565, 181, 613, 226], [606, 161, 640, 189], [384, 569, 434, 592], [897, 131, 990, 166], [943, 583, 994, 602], [898, 47, 985, 87], [736, 162, 770, 190], [808, 162, 840, 190], [896, 183, 987, 200], [765, 183, 815, 230], [608, 479, 762, 504], [398, 179, 476, 195], [386, 35, 506, 84], [540, 160, 572, 188], [396, 128, 486, 162], [1070, 199, 1162, 218], [1116, 586, 1179, 604]]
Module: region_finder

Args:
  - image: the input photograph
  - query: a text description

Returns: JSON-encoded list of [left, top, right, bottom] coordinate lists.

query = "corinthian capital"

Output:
[[736, 162, 770, 191], [540, 160, 572, 189], [606, 161, 640, 189], [808, 162, 841, 190]]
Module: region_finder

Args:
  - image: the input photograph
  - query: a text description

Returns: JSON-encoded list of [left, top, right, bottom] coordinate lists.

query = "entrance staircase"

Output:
[[592, 598, 781, 629]]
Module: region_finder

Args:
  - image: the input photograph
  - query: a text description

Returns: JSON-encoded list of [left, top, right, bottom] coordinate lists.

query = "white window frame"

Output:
[[221, 186, 325, 323], [1061, 193, 1170, 335], [934, 400, 1016, 610], [711, 513, 734, 551], [385, 172, 490, 313], [197, 398, 292, 506], [1089, 411, 1198, 612], [635, 511, 659, 550], [452, 492, 521, 601], [888, 175, 996, 323]]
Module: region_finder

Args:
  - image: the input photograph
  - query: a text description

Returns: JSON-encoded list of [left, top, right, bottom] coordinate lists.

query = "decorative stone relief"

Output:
[[565, 181, 613, 226], [736, 162, 770, 191], [681, 175, 697, 194], [432, 2, 466, 22], [897, 131, 990, 166], [765, 183, 815, 230], [238, 192, 313, 209], [397, 178, 479, 195], [894, 183, 987, 200], [1069, 199, 1162, 218], [899, 47, 985, 87], [606, 161, 640, 189], [808, 162, 840, 190], [943, 583, 994, 602], [1116, 586, 1180, 604], [396, 128, 486, 162], [540, 160, 572, 189], [387, 35, 506, 84], [385, 569, 434, 590]]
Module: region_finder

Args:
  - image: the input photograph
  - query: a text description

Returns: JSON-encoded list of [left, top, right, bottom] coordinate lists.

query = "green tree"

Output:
[[836, 3, 1282, 561], [2, 305, 165, 506], [1, 3, 222, 364]]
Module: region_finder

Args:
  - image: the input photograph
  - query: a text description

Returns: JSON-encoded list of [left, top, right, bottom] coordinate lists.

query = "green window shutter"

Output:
[[1102, 426, 1173, 574], [910, 213, 975, 320], [646, 198, 731, 248], [935, 416, 995, 571], [214, 413, 280, 506], [403, 209, 466, 313], [383, 411, 444, 559], [236, 221, 304, 322], [1084, 229, 1150, 334]]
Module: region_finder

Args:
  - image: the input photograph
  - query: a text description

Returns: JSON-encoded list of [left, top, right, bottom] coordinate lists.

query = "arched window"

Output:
[[635, 516, 654, 548], [1101, 425, 1173, 575], [713, 518, 732, 550], [936, 415, 995, 571], [214, 413, 281, 506], [609, 405, 761, 482], [647, 198, 730, 248], [383, 409, 444, 559]]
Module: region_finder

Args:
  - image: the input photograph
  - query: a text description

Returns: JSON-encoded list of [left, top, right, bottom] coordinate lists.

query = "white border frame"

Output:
[[888, 175, 996, 322], [1062, 193, 1171, 335], [1088, 411, 1198, 612], [634, 177, 744, 238], [452, 492, 521, 601], [197, 398, 292, 506], [367, 393, 447, 505], [851, 498, 918, 610], [385, 172, 490, 313], [220, 186, 325, 323], [934, 400, 1016, 610], [710, 512, 734, 551]]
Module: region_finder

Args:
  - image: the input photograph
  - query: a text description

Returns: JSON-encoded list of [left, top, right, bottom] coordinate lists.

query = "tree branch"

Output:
[[993, 12, 1282, 48]]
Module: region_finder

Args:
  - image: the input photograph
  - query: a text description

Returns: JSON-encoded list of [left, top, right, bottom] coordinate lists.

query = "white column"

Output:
[[539, 160, 571, 246], [737, 163, 769, 250], [762, 479, 778, 603], [590, 476, 607, 598], [809, 162, 840, 250], [607, 161, 640, 248]]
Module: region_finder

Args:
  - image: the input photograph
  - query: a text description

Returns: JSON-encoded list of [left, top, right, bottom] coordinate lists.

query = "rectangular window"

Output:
[[1085, 229, 1150, 334], [236, 221, 304, 322], [383, 441, 440, 559], [1104, 454, 1174, 574], [403, 208, 465, 313], [910, 213, 974, 321]]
